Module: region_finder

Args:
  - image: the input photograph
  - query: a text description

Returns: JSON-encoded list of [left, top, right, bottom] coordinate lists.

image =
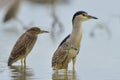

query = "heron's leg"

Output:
[[56, 68, 58, 73], [65, 68, 68, 72], [65, 65, 68, 72], [72, 57, 76, 72], [64, 68, 68, 75], [21, 59, 23, 66], [24, 57, 26, 66]]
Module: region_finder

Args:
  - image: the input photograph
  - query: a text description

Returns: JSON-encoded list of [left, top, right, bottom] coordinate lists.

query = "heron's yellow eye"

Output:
[[34, 29, 38, 31], [33, 28, 39, 32]]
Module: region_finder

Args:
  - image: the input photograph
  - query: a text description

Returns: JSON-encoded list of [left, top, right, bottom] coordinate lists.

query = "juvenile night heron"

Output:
[[52, 11, 98, 71], [8, 27, 48, 66]]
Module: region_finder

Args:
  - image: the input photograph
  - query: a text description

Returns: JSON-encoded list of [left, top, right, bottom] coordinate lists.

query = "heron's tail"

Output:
[[8, 58, 14, 66]]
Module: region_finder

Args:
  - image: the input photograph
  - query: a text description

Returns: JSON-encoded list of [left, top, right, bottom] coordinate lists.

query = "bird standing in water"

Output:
[[52, 11, 98, 72], [8, 27, 49, 66]]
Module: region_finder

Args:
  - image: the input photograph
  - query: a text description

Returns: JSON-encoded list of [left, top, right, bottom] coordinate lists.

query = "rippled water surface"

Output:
[[0, 0, 120, 80]]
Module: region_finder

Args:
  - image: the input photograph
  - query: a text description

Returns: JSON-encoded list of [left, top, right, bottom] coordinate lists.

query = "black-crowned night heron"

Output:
[[52, 11, 98, 71], [8, 27, 49, 66]]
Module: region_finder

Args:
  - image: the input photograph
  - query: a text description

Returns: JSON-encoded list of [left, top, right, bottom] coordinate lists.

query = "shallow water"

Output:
[[0, 0, 120, 80]]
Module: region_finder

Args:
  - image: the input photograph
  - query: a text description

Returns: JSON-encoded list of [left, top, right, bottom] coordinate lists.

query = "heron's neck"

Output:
[[67, 21, 83, 47]]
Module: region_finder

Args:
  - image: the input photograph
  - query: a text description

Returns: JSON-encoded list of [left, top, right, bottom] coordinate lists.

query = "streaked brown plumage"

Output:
[[52, 42, 78, 71], [8, 27, 48, 66]]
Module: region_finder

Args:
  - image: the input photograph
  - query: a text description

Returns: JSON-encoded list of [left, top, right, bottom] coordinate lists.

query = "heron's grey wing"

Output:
[[9, 33, 32, 60], [59, 34, 70, 47], [52, 45, 69, 67]]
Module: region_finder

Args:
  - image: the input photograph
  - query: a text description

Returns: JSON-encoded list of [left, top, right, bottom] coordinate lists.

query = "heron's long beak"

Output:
[[40, 30, 49, 33], [88, 15, 98, 19]]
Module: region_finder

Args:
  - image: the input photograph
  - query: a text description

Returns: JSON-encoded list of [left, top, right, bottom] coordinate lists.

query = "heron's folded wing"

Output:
[[9, 33, 31, 60], [52, 45, 69, 67]]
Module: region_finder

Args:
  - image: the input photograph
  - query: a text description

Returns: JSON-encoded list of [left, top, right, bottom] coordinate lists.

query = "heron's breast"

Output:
[[69, 49, 79, 58]]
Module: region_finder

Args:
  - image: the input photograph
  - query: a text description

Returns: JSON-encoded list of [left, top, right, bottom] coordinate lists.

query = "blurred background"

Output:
[[0, 0, 120, 80]]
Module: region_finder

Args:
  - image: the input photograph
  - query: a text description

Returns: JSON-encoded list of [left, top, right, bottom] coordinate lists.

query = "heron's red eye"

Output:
[[82, 14, 86, 16]]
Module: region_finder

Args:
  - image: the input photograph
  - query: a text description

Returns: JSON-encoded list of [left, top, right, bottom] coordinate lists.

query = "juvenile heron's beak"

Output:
[[40, 30, 49, 33], [88, 15, 98, 19]]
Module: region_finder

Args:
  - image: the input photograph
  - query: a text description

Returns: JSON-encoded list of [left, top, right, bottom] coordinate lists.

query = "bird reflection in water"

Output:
[[52, 70, 79, 80], [9, 65, 34, 80]]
